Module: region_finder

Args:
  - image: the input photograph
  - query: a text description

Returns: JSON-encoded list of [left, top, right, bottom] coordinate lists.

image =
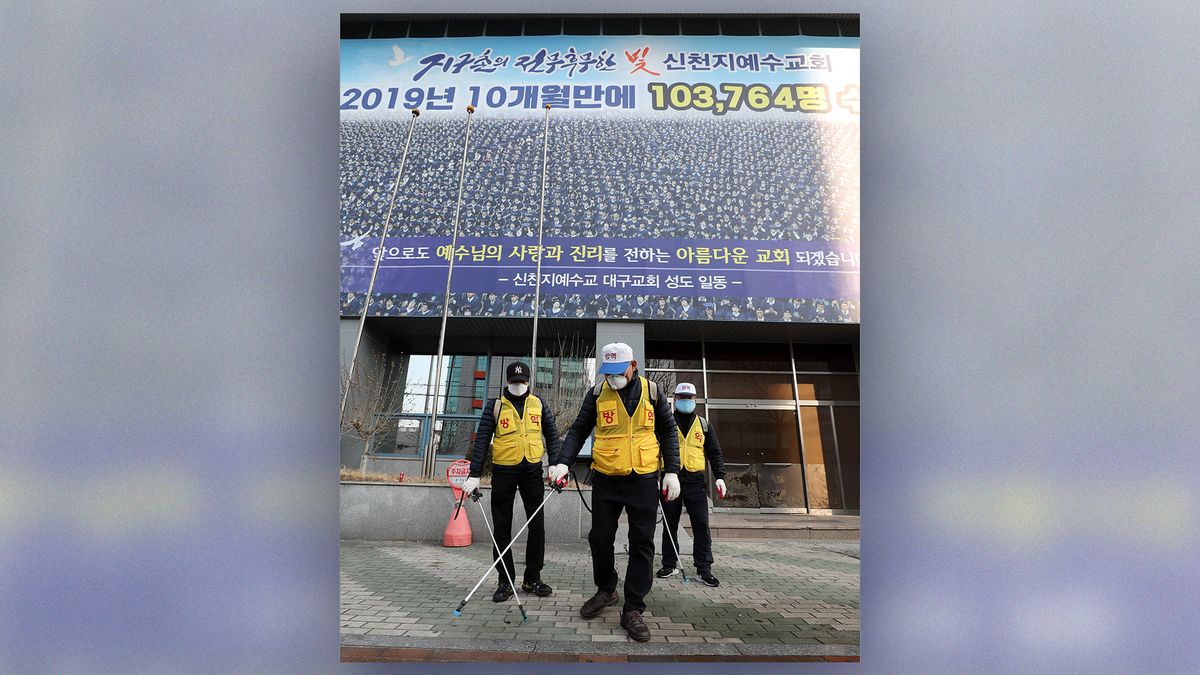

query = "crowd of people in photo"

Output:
[[340, 114, 859, 324], [341, 290, 859, 324], [340, 116, 859, 243]]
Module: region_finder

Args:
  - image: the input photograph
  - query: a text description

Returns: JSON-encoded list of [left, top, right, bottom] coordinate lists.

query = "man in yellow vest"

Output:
[[656, 382, 727, 587], [549, 342, 681, 642], [463, 361, 561, 603]]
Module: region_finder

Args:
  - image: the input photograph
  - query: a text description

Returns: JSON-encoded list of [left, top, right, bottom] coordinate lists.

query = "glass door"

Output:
[[706, 407, 806, 510], [708, 408, 759, 509], [756, 409, 807, 510]]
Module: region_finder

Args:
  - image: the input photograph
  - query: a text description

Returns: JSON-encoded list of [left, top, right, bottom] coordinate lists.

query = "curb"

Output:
[[341, 633, 859, 659]]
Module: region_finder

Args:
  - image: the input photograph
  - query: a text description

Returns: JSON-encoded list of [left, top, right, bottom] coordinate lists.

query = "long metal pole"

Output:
[[341, 108, 421, 425], [454, 485, 560, 616], [528, 104, 551, 384], [426, 105, 476, 477], [473, 496, 528, 623], [659, 496, 690, 583]]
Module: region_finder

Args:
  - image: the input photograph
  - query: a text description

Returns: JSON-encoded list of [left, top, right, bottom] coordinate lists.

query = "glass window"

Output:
[[538, 363, 595, 428], [645, 371, 705, 398], [757, 410, 802, 463], [645, 340, 702, 370], [707, 372, 793, 400], [705, 341, 790, 371], [832, 407, 859, 509], [401, 355, 436, 414], [445, 356, 462, 413], [794, 375, 859, 401], [800, 406, 844, 509], [395, 419, 421, 453], [440, 355, 484, 414], [536, 356, 554, 386], [791, 344, 857, 372], [395, 354, 491, 415], [433, 418, 477, 459]]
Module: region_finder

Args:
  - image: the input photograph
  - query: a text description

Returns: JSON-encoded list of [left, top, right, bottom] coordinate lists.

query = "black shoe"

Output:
[[698, 570, 720, 587], [492, 582, 514, 603], [655, 566, 680, 578], [579, 588, 619, 618], [521, 579, 553, 597], [620, 610, 651, 642]]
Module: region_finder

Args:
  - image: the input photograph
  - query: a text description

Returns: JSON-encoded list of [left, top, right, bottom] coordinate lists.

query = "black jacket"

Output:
[[672, 411, 726, 482], [556, 371, 680, 477], [469, 390, 561, 477]]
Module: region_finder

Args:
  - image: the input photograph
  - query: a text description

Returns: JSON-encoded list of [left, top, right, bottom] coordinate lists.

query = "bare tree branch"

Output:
[[340, 350, 404, 440], [539, 333, 596, 438]]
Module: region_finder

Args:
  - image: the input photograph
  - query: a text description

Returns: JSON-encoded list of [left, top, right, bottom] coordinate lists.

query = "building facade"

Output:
[[340, 14, 859, 513]]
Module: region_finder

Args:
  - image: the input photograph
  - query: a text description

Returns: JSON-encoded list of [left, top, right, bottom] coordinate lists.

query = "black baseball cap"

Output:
[[506, 361, 531, 382]]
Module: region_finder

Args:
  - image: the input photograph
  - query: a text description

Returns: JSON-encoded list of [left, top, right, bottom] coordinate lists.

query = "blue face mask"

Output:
[[675, 399, 696, 414]]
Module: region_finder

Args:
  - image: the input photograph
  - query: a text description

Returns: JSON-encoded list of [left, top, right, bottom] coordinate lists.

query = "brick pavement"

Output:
[[340, 538, 858, 659]]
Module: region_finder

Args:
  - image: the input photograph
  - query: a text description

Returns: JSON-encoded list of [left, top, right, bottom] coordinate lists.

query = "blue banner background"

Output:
[[341, 235, 858, 300], [340, 34, 859, 323]]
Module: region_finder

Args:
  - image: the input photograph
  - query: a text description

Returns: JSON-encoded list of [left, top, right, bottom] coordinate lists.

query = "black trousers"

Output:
[[661, 478, 714, 571], [587, 473, 658, 614], [489, 468, 545, 585]]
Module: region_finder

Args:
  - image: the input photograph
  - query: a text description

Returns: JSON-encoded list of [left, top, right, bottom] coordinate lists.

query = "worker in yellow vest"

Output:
[[463, 361, 561, 603], [656, 382, 727, 587], [549, 342, 681, 642]]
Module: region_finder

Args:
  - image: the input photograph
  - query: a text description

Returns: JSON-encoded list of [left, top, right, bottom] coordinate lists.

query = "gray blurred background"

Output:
[[2, 0, 1197, 671]]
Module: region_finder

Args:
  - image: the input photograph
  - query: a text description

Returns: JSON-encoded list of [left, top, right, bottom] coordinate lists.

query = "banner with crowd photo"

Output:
[[340, 34, 859, 323]]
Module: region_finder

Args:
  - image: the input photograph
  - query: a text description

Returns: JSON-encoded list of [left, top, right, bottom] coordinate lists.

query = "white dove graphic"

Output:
[[340, 233, 368, 250], [388, 45, 411, 66]]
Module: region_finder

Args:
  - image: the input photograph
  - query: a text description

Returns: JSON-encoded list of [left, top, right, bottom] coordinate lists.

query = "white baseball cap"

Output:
[[673, 382, 697, 397], [598, 342, 634, 375]]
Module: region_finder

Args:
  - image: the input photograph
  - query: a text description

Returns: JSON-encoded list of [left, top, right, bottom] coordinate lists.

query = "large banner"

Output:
[[340, 34, 859, 323]]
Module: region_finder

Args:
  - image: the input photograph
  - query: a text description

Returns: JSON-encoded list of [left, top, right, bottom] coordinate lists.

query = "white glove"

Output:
[[662, 473, 681, 501], [548, 463, 569, 488], [461, 477, 480, 495], [715, 479, 727, 500]]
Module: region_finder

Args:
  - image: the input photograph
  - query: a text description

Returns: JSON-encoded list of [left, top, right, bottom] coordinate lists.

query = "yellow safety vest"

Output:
[[592, 377, 660, 476], [677, 416, 707, 473], [490, 395, 545, 466]]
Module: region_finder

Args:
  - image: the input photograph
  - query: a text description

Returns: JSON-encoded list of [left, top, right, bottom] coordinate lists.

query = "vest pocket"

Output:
[[496, 412, 516, 435], [641, 405, 656, 428], [597, 400, 619, 428], [593, 436, 630, 475], [637, 436, 660, 473], [525, 436, 544, 463]]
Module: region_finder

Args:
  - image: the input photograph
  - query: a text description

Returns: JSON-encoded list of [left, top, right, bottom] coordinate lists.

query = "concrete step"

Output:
[[608, 506, 859, 552], [685, 512, 860, 541]]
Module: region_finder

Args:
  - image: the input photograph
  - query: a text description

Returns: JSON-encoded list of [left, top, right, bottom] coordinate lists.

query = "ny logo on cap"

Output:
[[514, 366, 523, 374]]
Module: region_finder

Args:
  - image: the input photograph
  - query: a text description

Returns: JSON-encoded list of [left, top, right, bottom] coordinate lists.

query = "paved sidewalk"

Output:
[[340, 538, 859, 661]]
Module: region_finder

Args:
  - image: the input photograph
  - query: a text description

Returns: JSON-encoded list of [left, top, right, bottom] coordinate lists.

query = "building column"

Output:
[[594, 322, 645, 365]]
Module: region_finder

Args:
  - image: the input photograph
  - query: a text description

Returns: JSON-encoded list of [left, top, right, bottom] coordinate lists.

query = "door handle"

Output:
[[724, 462, 751, 466], [762, 463, 790, 466]]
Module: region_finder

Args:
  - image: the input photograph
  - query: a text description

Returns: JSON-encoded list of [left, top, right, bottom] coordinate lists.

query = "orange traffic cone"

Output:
[[443, 490, 472, 547]]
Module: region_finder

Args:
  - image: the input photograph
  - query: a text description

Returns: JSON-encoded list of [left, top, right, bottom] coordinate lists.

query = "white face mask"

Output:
[[605, 374, 629, 390], [507, 382, 529, 397]]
